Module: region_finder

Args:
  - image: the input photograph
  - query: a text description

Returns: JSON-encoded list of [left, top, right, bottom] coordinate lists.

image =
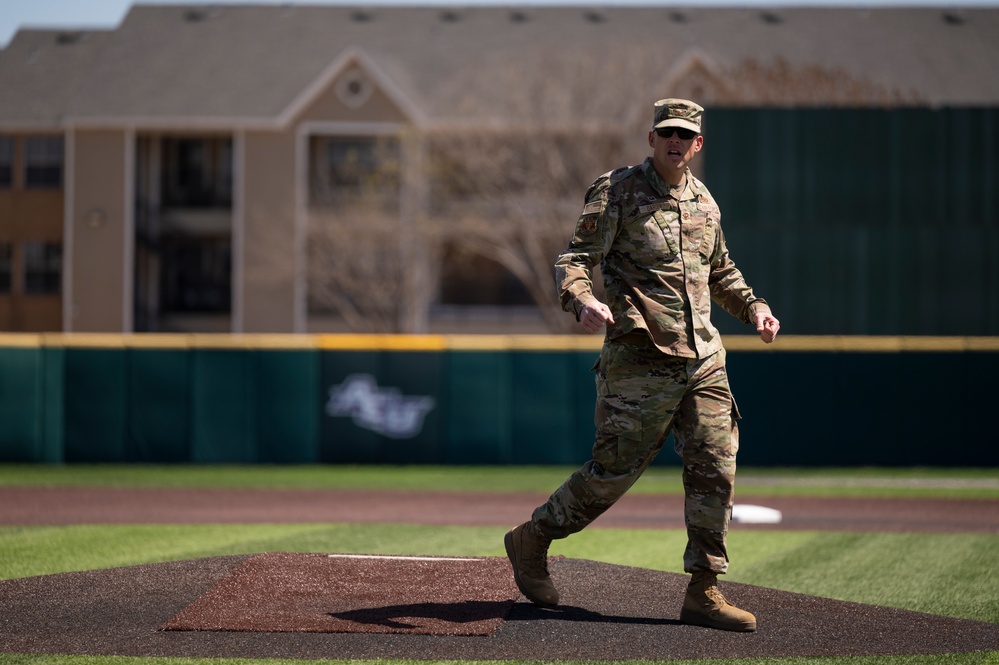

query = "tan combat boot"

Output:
[[504, 521, 559, 607], [679, 571, 757, 632]]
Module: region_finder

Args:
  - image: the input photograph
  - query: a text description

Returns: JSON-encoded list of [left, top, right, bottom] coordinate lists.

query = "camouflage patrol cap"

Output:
[[653, 98, 703, 134]]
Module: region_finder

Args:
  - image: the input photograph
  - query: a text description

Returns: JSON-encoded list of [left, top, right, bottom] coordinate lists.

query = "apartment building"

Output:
[[0, 5, 996, 334]]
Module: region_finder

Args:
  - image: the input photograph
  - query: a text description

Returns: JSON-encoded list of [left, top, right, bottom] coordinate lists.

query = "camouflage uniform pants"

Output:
[[532, 339, 739, 574]]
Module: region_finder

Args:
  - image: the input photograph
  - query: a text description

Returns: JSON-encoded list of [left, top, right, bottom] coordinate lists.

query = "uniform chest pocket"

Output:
[[628, 211, 677, 259], [698, 217, 718, 262]]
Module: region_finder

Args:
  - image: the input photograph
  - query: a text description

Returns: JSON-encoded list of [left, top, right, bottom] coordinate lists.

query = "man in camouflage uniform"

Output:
[[505, 99, 780, 632]]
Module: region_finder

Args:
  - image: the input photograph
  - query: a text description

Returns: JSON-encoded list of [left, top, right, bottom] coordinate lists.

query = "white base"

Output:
[[732, 504, 783, 524]]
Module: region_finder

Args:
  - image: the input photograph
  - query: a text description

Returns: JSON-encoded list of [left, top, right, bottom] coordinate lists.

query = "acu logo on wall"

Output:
[[325, 374, 435, 439], [319, 351, 443, 463]]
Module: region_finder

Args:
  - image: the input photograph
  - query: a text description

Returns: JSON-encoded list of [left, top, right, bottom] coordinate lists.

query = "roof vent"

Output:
[[336, 68, 374, 109], [184, 6, 220, 23], [942, 12, 966, 26], [669, 11, 688, 23], [585, 11, 606, 23], [509, 11, 529, 23], [351, 10, 373, 22], [55, 31, 84, 45], [759, 11, 783, 25], [440, 10, 461, 22]]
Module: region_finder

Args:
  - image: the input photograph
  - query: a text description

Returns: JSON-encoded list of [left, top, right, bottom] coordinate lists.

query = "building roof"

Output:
[[0, 28, 112, 128], [0, 4, 996, 130]]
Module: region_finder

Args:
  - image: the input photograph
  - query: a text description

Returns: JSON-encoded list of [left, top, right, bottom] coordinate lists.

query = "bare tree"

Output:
[[306, 49, 644, 334], [412, 45, 725, 333], [728, 57, 923, 106], [304, 45, 920, 334], [307, 206, 436, 333], [306, 133, 441, 333], [423, 127, 623, 332]]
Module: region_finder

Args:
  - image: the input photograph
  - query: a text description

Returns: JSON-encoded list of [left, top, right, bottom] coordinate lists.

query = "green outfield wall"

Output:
[[704, 108, 999, 337], [0, 334, 996, 467]]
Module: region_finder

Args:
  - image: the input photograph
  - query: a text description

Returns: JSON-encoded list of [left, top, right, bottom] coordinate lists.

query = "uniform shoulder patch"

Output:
[[582, 201, 603, 215], [577, 216, 599, 236]]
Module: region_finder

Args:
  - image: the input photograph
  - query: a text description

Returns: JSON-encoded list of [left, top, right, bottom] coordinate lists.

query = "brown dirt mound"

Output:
[[1, 554, 996, 660], [162, 552, 519, 636]]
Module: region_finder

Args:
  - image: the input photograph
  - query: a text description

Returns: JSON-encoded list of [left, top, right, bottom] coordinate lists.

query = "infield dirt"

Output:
[[1, 486, 997, 660]]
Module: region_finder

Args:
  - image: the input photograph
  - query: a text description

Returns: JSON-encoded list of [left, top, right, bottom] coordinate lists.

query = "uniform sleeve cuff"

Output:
[[746, 299, 771, 322]]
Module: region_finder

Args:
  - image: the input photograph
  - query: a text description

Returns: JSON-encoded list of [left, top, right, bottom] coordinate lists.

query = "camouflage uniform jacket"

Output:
[[555, 157, 770, 358]]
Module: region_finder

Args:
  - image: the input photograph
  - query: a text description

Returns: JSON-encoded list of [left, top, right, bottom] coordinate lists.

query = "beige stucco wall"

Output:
[[241, 129, 300, 332], [69, 129, 129, 332], [238, 61, 414, 333], [47, 59, 420, 334], [297, 72, 410, 125]]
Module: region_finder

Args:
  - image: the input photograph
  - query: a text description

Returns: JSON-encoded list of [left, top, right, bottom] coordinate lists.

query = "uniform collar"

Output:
[[643, 158, 696, 201]]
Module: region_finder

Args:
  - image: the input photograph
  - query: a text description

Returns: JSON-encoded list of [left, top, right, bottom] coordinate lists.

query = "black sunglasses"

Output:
[[655, 127, 699, 140]]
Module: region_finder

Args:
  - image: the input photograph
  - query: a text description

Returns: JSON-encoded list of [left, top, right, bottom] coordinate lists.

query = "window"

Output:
[[309, 136, 400, 208], [0, 244, 12, 292], [0, 136, 12, 188], [160, 235, 231, 312], [23, 242, 61, 294], [161, 137, 233, 208], [24, 136, 63, 188]]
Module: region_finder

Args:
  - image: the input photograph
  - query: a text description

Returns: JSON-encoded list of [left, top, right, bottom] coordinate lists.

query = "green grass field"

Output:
[[1, 464, 997, 665], [2, 463, 997, 498]]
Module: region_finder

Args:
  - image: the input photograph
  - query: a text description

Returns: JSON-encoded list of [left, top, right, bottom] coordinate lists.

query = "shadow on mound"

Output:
[[0, 553, 996, 660]]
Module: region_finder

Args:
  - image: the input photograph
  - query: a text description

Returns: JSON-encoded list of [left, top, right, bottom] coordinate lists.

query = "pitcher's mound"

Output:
[[1, 553, 997, 660], [162, 552, 518, 636]]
